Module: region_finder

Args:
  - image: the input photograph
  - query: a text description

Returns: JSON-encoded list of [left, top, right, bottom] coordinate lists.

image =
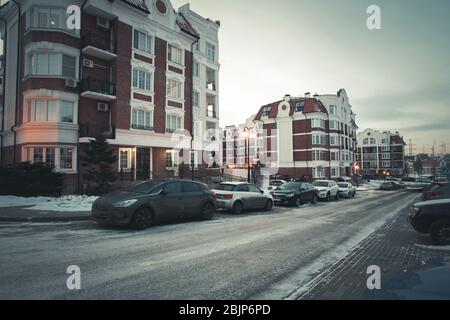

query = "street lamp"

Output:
[[243, 127, 256, 183]]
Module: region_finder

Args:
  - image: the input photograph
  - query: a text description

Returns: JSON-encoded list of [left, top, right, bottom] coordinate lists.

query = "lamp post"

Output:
[[243, 127, 255, 183]]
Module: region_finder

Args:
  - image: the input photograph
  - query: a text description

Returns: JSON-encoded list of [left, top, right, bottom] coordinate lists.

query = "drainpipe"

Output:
[[327, 112, 332, 180], [304, 110, 310, 180], [0, 15, 7, 166], [190, 37, 199, 181], [77, 0, 89, 194], [9, 0, 21, 165]]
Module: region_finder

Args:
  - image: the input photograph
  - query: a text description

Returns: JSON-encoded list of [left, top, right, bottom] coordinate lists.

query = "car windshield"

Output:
[[217, 184, 237, 191], [313, 181, 329, 187], [126, 181, 163, 194], [270, 181, 284, 186], [338, 183, 349, 188], [278, 182, 301, 191]]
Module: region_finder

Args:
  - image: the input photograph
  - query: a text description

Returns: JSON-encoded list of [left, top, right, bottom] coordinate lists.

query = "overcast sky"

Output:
[[172, 0, 450, 154]]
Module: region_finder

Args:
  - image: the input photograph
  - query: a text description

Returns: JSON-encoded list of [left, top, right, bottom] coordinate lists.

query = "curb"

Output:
[[0, 216, 91, 223]]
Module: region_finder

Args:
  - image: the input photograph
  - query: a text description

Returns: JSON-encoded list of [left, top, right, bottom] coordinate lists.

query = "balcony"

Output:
[[81, 78, 116, 102], [79, 124, 116, 139], [82, 33, 117, 60], [206, 82, 217, 91]]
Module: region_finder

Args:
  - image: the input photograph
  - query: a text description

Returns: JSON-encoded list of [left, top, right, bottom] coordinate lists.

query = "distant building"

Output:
[[251, 89, 358, 180], [356, 129, 406, 176]]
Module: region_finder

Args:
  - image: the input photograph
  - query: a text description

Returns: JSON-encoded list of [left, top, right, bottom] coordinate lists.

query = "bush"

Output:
[[0, 162, 64, 197]]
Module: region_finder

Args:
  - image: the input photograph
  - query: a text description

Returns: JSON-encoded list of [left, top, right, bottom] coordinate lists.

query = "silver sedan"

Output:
[[212, 182, 274, 214]]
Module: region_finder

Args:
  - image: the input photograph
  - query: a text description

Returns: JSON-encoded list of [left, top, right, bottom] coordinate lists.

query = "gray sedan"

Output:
[[212, 182, 274, 214], [91, 179, 216, 230]]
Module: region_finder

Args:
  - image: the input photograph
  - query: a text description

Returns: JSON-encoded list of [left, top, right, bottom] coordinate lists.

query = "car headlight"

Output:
[[287, 192, 296, 197], [113, 199, 139, 208], [410, 206, 421, 217]]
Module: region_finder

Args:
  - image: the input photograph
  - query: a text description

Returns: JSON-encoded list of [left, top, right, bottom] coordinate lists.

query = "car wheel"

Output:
[[295, 197, 302, 207], [131, 207, 153, 230], [335, 192, 340, 201], [429, 219, 450, 245], [232, 201, 243, 215], [201, 202, 215, 220], [326, 192, 331, 201], [311, 195, 318, 204], [265, 199, 273, 211]]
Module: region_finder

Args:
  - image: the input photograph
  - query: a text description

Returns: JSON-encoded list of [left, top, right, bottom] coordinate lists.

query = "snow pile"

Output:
[[0, 195, 98, 212], [415, 244, 450, 252], [356, 181, 382, 191]]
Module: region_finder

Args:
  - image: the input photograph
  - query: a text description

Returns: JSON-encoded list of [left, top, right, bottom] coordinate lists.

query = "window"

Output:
[[29, 52, 77, 78], [313, 167, 325, 178], [370, 138, 376, 144], [167, 79, 182, 98], [312, 150, 326, 161], [311, 118, 326, 129], [132, 68, 152, 91], [27, 100, 74, 123], [262, 106, 271, 117], [331, 167, 339, 177], [165, 151, 178, 169], [331, 151, 339, 161], [382, 161, 391, 168], [206, 42, 215, 61], [59, 148, 73, 169], [60, 101, 74, 123], [26, 146, 74, 171], [168, 44, 183, 65], [119, 148, 132, 170], [131, 109, 153, 130], [330, 136, 338, 146], [363, 138, 369, 145], [381, 153, 390, 160], [27, 7, 78, 35], [312, 134, 326, 145], [133, 30, 152, 54], [166, 115, 182, 133], [381, 146, 390, 152], [193, 91, 199, 107], [329, 105, 337, 115], [329, 120, 337, 130], [193, 61, 199, 77]]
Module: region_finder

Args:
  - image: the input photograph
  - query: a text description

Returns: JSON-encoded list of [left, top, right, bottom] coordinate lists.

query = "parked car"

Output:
[[91, 179, 216, 230], [337, 176, 352, 183], [408, 199, 450, 245], [267, 179, 287, 191], [271, 182, 318, 207], [312, 180, 340, 201], [379, 181, 402, 191], [212, 182, 274, 214], [422, 183, 450, 201], [337, 182, 357, 198]]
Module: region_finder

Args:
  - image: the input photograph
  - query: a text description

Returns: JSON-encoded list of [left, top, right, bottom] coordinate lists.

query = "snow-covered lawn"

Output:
[[356, 181, 382, 191], [0, 195, 98, 212]]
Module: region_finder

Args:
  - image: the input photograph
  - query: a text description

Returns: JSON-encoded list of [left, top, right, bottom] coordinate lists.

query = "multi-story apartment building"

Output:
[[252, 89, 358, 180], [356, 129, 406, 176], [0, 0, 219, 192], [222, 115, 259, 169], [179, 4, 220, 169]]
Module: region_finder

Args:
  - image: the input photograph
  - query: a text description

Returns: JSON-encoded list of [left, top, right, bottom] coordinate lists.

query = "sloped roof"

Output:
[[177, 13, 200, 38], [119, 0, 150, 14], [391, 135, 406, 145], [254, 98, 328, 120]]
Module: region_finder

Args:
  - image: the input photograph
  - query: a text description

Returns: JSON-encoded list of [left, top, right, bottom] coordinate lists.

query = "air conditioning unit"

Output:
[[83, 59, 94, 68], [97, 17, 110, 30], [97, 102, 109, 112], [65, 78, 77, 88]]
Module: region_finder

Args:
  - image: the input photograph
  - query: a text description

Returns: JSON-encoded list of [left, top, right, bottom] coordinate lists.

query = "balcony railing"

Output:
[[79, 124, 116, 139], [81, 78, 116, 97], [82, 33, 117, 55]]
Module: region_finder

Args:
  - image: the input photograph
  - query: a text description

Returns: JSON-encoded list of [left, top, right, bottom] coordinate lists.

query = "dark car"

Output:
[[380, 181, 402, 190], [422, 183, 450, 201], [91, 180, 216, 230], [271, 182, 318, 207], [408, 199, 450, 245]]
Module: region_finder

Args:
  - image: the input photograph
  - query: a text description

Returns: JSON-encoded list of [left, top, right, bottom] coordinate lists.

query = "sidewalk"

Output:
[[296, 203, 450, 300], [0, 206, 91, 222]]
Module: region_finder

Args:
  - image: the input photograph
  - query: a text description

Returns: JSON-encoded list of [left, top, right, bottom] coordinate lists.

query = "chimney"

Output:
[[305, 92, 311, 98]]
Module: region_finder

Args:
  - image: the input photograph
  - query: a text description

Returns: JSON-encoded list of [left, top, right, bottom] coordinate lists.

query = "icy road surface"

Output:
[[0, 190, 419, 299]]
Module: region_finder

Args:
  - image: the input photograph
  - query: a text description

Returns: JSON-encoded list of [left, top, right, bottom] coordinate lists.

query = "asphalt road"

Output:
[[0, 190, 420, 300]]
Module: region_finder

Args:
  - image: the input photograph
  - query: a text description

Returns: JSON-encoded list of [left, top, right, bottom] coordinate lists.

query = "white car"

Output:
[[337, 182, 357, 198], [312, 180, 340, 201]]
